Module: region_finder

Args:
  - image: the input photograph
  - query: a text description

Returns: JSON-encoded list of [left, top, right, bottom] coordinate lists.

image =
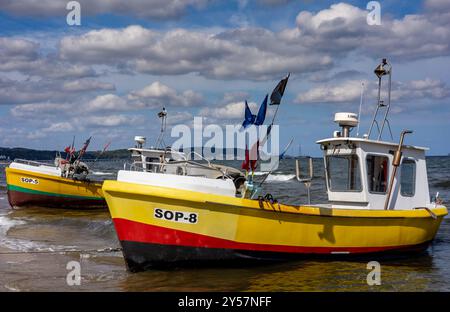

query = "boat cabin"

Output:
[[317, 113, 430, 210]]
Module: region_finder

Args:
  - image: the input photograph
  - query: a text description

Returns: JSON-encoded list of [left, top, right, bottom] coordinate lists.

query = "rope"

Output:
[[258, 193, 280, 211]]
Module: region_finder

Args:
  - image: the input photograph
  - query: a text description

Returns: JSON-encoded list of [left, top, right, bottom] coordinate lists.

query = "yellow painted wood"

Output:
[[6, 167, 104, 199]]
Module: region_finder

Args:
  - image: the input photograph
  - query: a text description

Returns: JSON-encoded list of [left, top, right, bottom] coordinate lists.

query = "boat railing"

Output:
[[13, 158, 54, 167], [124, 160, 163, 171], [124, 158, 234, 179]]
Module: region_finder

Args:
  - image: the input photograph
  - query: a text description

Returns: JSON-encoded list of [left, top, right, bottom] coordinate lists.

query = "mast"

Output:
[[155, 107, 167, 149], [367, 58, 393, 141]]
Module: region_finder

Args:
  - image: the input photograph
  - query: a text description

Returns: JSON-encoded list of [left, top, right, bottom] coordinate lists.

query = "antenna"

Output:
[[367, 58, 394, 141], [356, 82, 364, 137]]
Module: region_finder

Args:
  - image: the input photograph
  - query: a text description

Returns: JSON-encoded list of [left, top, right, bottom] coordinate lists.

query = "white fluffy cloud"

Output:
[[56, 1, 450, 80], [63, 79, 115, 92], [82, 114, 144, 127], [1, 1, 450, 149], [42, 122, 74, 132], [128, 81, 203, 107], [84, 94, 128, 112], [10, 103, 72, 118], [283, 2, 450, 61], [59, 25, 332, 80], [0, 77, 115, 105], [296, 78, 450, 104], [200, 101, 257, 120], [0, 37, 97, 79], [0, 0, 208, 19]]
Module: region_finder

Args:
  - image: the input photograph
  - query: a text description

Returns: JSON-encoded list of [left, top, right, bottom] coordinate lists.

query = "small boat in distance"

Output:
[[101, 60, 447, 272], [5, 137, 106, 209]]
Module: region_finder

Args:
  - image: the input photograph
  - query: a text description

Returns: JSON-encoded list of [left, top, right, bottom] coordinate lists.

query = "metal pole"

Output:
[[357, 82, 364, 137], [383, 130, 413, 210], [367, 77, 382, 139], [378, 65, 392, 141], [295, 157, 313, 205]]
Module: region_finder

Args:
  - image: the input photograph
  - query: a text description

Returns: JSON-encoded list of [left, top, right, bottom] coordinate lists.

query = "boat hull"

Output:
[[6, 167, 106, 209], [102, 180, 447, 271]]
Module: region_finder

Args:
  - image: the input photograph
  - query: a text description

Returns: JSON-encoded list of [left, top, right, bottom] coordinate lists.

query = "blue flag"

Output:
[[254, 94, 268, 126], [242, 101, 256, 129]]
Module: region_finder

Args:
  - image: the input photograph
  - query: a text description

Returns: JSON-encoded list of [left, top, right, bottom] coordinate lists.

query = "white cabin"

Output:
[[317, 136, 430, 210]]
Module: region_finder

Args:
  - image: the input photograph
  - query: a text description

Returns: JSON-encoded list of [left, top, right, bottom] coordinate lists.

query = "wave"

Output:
[[253, 171, 269, 176], [0, 215, 25, 237], [434, 180, 450, 188], [265, 174, 296, 182], [91, 171, 114, 176], [0, 215, 78, 252]]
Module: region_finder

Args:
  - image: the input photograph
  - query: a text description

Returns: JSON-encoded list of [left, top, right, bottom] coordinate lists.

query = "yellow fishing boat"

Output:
[[6, 160, 105, 209], [102, 60, 447, 271], [104, 178, 446, 271]]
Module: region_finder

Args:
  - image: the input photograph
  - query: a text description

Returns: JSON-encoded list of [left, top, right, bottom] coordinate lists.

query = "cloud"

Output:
[[42, 122, 74, 132], [0, 78, 58, 105], [0, 0, 209, 20], [425, 0, 450, 12], [166, 111, 194, 125], [62, 79, 115, 92], [0, 37, 39, 69], [82, 114, 144, 127], [10, 102, 72, 118], [128, 81, 203, 107], [84, 94, 128, 112], [282, 2, 450, 61], [295, 78, 450, 104], [56, 1, 450, 80], [59, 25, 332, 80], [0, 77, 117, 105], [0, 37, 98, 79], [199, 101, 257, 120]]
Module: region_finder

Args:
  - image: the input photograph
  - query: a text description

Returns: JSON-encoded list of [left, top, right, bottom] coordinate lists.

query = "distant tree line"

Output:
[[0, 147, 130, 161]]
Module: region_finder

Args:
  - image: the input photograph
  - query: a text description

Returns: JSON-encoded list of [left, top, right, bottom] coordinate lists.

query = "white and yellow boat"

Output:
[[103, 119, 447, 271], [6, 159, 105, 209], [102, 60, 447, 271]]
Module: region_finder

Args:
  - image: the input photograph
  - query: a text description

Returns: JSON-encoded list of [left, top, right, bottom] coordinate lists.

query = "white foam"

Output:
[[0, 216, 25, 237], [0, 215, 77, 252], [265, 174, 296, 182], [253, 171, 269, 176], [91, 171, 113, 176]]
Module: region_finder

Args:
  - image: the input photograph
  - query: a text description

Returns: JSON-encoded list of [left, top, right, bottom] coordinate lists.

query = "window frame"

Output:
[[400, 157, 416, 197], [366, 154, 390, 195], [325, 154, 363, 193]]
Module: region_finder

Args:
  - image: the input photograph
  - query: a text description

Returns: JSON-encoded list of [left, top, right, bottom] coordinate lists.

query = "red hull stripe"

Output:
[[113, 218, 426, 254]]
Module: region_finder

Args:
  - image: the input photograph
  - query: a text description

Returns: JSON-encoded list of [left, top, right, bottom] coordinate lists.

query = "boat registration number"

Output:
[[20, 177, 39, 185], [154, 208, 198, 224]]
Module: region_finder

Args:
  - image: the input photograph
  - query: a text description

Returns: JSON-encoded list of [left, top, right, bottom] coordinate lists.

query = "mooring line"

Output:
[[0, 247, 122, 255]]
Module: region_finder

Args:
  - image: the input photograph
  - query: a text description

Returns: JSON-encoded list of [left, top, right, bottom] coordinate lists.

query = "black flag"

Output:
[[270, 73, 290, 105]]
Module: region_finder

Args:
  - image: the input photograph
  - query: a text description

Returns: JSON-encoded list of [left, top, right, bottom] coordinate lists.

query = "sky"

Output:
[[0, 0, 449, 156]]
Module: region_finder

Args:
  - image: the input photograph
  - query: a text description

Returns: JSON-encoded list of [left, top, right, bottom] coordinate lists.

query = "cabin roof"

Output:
[[316, 137, 429, 151]]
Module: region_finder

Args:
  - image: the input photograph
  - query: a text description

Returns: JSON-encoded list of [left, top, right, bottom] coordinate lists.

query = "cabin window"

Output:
[[145, 157, 159, 172], [400, 159, 416, 197], [326, 155, 362, 192], [366, 155, 389, 193]]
